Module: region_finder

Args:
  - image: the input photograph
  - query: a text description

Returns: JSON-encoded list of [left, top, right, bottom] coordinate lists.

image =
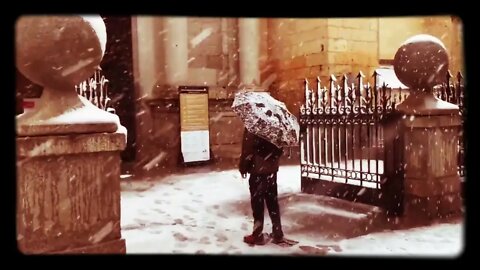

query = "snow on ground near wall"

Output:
[[338, 222, 464, 257], [121, 165, 463, 256]]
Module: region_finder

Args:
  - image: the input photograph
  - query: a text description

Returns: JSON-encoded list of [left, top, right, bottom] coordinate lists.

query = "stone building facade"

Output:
[[111, 16, 466, 173], [17, 16, 463, 172]]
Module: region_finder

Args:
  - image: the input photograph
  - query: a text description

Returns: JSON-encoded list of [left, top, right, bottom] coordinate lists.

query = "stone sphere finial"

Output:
[[393, 34, 458, 116], [16, 15, 106, 90], [394, 34, 449, 91], [15, 15, 125, 137]]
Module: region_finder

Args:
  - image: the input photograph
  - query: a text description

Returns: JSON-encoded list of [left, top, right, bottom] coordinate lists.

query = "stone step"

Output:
[[277, 193, 386, 239], [279, 193, 383, 217]]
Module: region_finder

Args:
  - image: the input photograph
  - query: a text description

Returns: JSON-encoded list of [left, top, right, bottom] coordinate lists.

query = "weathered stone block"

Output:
[[16, 132, 126, 254], [210, 114, 243, 145], [306, 53, 327, 67], [401, 115, 463, 219], [328, 39, 348, 52]]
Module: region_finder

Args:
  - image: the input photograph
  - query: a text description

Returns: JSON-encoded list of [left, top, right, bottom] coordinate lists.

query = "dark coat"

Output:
[[239, 128, 283, 175]]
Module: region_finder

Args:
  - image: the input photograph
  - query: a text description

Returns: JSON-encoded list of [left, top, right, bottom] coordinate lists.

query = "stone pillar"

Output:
[[165, 17, 189, 87], [16, 15, 126, 254], [391, 34, 463, 219], [238, 18, 262, 90], [141, 17, 189, 172], [132, 16, 157, 98]]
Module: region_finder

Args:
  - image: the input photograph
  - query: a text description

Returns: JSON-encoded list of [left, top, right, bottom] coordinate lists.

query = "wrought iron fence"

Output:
[[299, 70, 464, 211], [300, 72, 397, 192], [75, 69, 116, 114]]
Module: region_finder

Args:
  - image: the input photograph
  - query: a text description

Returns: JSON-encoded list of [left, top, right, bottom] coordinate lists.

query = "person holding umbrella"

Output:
[[232, 90, 300, 246]]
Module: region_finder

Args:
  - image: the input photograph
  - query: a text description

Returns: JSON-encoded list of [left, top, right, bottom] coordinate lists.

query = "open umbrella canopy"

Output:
[[232, 91, 300, 148]]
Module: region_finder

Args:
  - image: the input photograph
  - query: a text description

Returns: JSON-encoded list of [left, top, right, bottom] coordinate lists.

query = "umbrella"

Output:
[[232, 91, 300, 148]]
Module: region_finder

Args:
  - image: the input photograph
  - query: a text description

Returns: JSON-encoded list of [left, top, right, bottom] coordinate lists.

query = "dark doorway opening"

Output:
[[100, 16, 136, 162]]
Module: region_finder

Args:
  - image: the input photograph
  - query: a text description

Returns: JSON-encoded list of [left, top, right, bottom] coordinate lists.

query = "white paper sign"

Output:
[[181, 130, 210, 162]]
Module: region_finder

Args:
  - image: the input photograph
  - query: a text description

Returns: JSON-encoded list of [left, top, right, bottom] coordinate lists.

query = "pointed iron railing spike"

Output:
[[350, 82, 355, 109], [339, 75, 346, 108], [304, 78, 310, 105], [457, 71, 463, 80], [342, 74, 348, 88], [329, 74, 337, 82], [381, 82, 387, 103], [331, 83, 337, 107], [365, 82, 370, 98], [318, 87, 326, 104], [441, 84, 447, 100], [447, 70, 453, 79], [312, 91, 317, 110], [357, 70, 365, 78], [372, 71, 379, 98], [316, 78, 322, 107], [446, 82, 452, 103], [324, 86, 330, 107], [355, 71, 363, 105]]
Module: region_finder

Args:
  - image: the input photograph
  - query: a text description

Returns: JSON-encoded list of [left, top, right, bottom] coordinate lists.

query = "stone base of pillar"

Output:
[[404, 193, 463, 220], [52, 239, 126, 254], [401, 113, 463, 221], [16, 131, 126, 254]]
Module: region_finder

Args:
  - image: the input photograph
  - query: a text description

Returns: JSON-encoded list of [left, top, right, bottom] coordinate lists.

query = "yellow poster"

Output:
[[180, 93, 209, 132]]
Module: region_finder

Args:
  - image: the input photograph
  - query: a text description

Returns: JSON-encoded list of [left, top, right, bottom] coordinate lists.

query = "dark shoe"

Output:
[[269, 233, 284, 243], [270, 234, 298, 246], [271, 236, 284, 244], [243, 234, 266, 245]]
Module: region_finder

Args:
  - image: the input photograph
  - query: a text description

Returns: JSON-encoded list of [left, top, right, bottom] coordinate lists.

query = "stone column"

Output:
[[142, 17, 190, 172], [389, 34, 463, 219], [132, 16, 157, 98], [238, 18, 262, 91], [164, 17, 189, 87], [16, 15, 126, 254]]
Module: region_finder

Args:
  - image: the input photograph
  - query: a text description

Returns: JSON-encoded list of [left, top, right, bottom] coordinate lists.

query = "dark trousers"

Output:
[[249, 173, 284, 239]]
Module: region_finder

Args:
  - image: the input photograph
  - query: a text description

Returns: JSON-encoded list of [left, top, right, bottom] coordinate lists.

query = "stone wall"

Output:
[[133, 17, 247, 173], [422, 16, 464, 74], [268, 19, 327, 118], [268, 18, 379, 119], [326, 18, 379, 77]]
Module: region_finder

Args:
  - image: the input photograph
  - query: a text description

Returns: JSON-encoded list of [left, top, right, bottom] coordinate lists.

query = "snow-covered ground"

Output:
[[120, 165, 463, 257]]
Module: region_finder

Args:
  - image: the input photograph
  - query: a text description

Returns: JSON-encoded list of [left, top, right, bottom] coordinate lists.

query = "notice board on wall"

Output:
[[179, 86, 211, 164]]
